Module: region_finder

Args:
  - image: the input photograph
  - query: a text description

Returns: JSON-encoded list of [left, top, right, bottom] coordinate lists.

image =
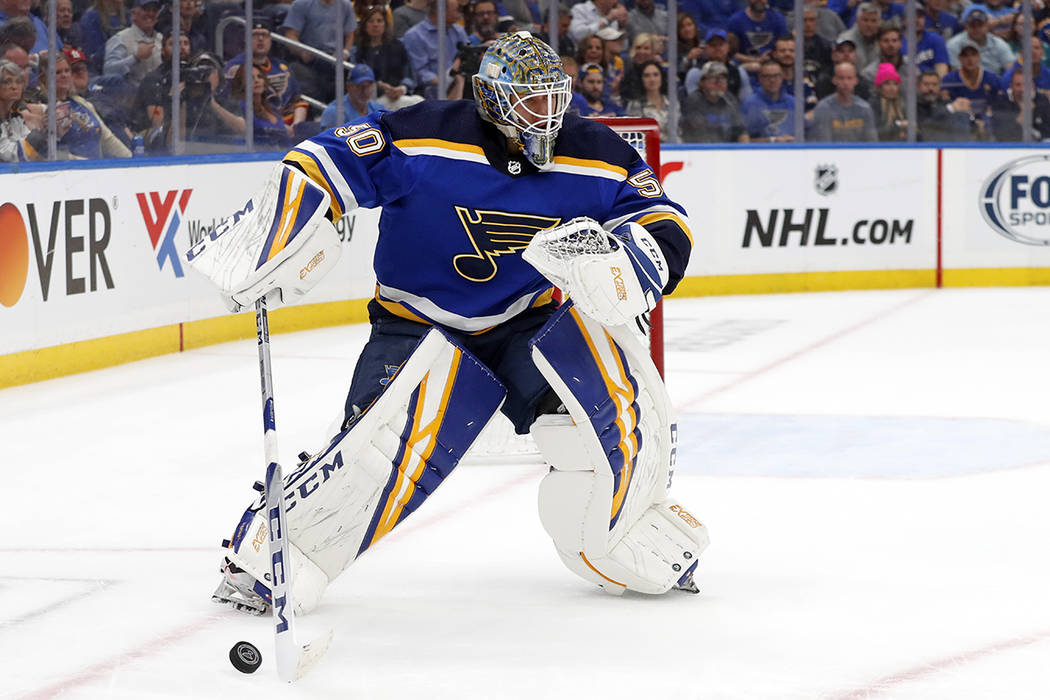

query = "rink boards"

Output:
[[1, 146, 1049, 386]]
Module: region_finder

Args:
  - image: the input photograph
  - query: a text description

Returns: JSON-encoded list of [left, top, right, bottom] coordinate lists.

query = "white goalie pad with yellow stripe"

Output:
[[185, 162, 342, 312], [530, 303, 708, 594], [223, 328, 506, 612]]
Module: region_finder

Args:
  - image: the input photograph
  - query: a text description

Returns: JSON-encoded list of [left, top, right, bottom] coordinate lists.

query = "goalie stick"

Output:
[[255, 294, 333, 682]]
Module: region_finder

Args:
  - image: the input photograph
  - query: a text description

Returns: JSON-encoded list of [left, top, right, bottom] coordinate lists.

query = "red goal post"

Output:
[[591, 116, 665, 378]]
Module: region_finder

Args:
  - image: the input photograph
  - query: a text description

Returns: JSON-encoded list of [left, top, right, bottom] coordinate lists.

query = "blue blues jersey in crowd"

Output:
[[725, 9, 788, 56], [282, 100, 692, 334], [903, 30, 950, 72], [941, 68, 1003, 120]]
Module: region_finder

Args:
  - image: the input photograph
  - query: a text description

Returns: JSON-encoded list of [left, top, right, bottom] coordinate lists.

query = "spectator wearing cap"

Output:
[[597, 26, 626, 103], [990, 67, 1050, 141], [349, 6, 418, 110], [401, 0, 467, 100], [946, 5, 1015, 74], [915, 69, 973, 140], [684, 29, 753, 103], [921, 0, 960, 41], [726, 0, 789, 74], [103, 0, 162, 90], [319, 63, 385, 128], [836, 2, 880, 70], [569, 0, 627, 44], [281, 0, 358, 103], [870, 62, 908, 140], [626, 0, 667, 46], [1002, 33, 1050, 97], [569, 63, 624, 116], [741, 59, 795, 141], [810, 60, 877, 141], [226, 18, 309, 126], [815, 36, 871, 99], [680, 61, 749, 142], [0, 0, 62, 55], [63, 46, 90, 94], [941, 39, 1002, 134], [156, 0, 207, 55], [79, 0, 129, 74]]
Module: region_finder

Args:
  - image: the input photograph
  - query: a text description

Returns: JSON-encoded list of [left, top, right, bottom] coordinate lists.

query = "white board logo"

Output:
[[980, 154, 1050, 246]]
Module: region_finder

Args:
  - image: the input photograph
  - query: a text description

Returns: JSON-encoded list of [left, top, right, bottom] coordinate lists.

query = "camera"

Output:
[[452, 43, 488, 79], [183, 63, 213, 101]]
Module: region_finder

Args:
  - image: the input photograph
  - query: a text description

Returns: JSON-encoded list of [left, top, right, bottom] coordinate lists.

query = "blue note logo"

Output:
[[980, 155, 1050, 246]]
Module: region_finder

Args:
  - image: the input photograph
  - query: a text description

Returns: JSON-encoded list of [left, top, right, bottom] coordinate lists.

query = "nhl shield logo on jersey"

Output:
[[815, 165, 838, 196], [507, 160, 522, 175]]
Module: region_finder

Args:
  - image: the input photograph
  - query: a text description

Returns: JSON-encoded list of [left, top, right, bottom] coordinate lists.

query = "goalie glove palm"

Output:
[[524, 218, 669, 327]]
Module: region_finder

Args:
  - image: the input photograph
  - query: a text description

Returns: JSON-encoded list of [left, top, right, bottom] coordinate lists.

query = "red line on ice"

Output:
[[17, 611, 230, 700], [828, 628, 1050, 699]]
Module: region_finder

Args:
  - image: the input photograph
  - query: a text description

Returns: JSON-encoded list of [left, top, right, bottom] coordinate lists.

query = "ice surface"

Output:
[[3, 287, 1050, 699]]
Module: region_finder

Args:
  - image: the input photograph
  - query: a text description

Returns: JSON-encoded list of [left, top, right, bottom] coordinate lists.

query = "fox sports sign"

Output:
[[981, 155, 1050, 246]]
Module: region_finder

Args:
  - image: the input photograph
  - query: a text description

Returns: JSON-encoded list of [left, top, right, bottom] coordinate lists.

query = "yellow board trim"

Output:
[[0, 298, 370, 390], [393, 138, 486, 157], [941, 267, 1050, 287]]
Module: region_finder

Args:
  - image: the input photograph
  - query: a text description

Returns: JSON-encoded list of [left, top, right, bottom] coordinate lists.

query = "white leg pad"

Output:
[[222, 328, 506, 613], [531, 303, 709, 594]]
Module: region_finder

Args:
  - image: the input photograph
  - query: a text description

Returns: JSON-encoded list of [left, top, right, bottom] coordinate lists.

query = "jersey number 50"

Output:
[[628, 168, 663, 198]]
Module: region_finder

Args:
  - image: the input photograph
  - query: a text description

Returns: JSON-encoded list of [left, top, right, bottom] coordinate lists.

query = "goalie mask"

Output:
[[472, 32, 571, 171]]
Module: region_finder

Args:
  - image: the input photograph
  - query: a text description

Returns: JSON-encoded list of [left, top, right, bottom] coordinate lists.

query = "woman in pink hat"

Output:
[[872, 62, 907, 142]]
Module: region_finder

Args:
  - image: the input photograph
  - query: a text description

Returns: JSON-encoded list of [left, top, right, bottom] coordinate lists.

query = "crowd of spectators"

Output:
[[3, 0, 1050, 161]]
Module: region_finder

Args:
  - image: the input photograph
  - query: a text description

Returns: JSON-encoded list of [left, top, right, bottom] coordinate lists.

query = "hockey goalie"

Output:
[[188, 31, 709, 616]]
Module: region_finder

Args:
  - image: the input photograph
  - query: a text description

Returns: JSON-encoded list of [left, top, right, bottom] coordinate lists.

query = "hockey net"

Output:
[[463, 117, 665, 464]]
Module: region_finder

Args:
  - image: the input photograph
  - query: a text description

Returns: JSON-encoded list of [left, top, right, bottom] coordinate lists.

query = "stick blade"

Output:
[[293, 628, 334, 681]]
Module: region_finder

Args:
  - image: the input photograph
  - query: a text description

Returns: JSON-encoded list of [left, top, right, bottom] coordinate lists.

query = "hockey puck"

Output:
[[229, 641, 262, 674]]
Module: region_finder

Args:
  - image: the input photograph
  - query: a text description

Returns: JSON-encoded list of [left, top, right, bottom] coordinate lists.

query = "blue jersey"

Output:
[[903, 30, 950, 72], [941, 69, 1003, 119], [726, 9, 789, 57], [283, 100, 692, 334]]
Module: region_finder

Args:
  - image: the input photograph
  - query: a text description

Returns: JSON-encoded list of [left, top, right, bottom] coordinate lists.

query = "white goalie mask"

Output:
[[472, 32, 571, 171]]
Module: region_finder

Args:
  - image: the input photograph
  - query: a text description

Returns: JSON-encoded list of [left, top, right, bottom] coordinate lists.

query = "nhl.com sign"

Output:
[[980, 155, 1050, 246]]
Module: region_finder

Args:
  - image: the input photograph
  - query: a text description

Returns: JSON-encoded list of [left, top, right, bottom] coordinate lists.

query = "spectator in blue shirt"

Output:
[[922, 0, 961, 40], [903, 11, 950, 76], [79, 0, 128, 74], [742, 59, 796, 140], [401, 0, 468, 100], [1002, 34, 1050, 95], [568, 62, 625, 116], [726, 0, 789, 70], [941, 40, 1003, 134], [320, 63, 386, 128]]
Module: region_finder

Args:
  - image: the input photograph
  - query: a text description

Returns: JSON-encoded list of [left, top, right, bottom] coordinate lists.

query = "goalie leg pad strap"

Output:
[[224, 328, 506, 610], [530, 303, 708, 593]]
